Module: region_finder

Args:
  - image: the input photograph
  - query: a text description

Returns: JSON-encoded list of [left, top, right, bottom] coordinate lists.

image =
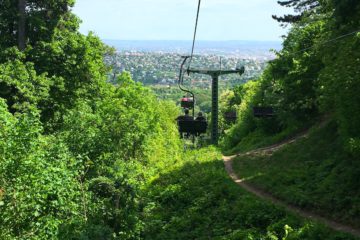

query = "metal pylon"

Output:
[[187, 67, 245, 145]]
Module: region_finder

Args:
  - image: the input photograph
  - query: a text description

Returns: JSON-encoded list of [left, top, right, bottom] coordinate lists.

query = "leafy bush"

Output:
[[0, 99, 85, 239]]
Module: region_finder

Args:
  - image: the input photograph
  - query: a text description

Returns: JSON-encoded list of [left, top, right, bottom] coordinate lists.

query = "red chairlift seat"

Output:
[[180, 97, 194, 109]]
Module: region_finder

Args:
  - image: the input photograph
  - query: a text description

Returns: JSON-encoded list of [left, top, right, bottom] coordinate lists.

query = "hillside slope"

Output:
[[230, 121, 360, 231], [142, 147, 358, 239]]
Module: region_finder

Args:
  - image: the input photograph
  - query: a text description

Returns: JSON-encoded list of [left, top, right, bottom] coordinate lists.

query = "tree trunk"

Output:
[[18, 0, 26, 50]]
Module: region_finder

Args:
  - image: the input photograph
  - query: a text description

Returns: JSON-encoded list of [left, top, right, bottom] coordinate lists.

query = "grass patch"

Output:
[[142, 147, 357, 239], [232, 121, 360, 230], [222, 123, 310, 156]]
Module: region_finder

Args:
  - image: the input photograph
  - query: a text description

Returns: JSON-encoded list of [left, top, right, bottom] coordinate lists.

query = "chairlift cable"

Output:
[[287, 28, 360, 55], [188, 0, 202, 69]]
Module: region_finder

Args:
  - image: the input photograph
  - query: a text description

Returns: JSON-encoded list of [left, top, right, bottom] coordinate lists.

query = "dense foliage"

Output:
[[0, 1, 182, 238], [0, 0, 77, 49], [221, 0, 360, 235], [0, 70, 181, 239], [223, 0, 360, 157]]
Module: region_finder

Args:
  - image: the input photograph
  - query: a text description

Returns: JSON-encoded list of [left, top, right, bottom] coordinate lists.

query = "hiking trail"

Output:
[[223, 130, 360, 238]]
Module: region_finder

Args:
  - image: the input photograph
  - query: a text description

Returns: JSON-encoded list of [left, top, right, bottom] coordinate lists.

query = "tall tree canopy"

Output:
[[224, 0, 360, 158], [0, 0, 107, 126], [0, 0, 76, 50], [0, 0, 182, 238], [272, 0, 320, 25]]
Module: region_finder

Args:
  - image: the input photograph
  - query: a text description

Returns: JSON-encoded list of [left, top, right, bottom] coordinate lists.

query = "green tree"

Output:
[[18, 0, 26, 50], [317, 0, 360, 156], [27, 31, 109, 127], [0, 99, 85, 239], [272, 0, 320, 25], [0, 0, 76, 50], [265, 21, 324, 127], [0, 48, 50, 113]]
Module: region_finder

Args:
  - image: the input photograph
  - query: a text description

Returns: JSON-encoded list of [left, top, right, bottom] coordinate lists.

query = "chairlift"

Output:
[[175, 0, 245, 144], [224, 110, 237, 123], [253, 107, 274, 118], [180, 96, 194, 109], [176, 56, 208, 138], [178, 119, 208, 136]]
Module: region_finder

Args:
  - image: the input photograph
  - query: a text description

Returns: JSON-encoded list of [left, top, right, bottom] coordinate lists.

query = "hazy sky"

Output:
[[73, 0, 293, 41]]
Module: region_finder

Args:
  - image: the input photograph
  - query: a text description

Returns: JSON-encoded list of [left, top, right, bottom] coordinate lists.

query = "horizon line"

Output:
[[102, 39, 283, 43]]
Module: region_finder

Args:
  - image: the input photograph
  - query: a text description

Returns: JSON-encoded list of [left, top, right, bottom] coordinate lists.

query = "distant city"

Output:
[[104, 40, 282, 59], [104, 40, 282, 88]]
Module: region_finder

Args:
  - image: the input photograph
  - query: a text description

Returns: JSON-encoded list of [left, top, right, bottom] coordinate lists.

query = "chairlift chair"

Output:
[[253, 107, 274, 118], [180, 97, 195, 109], [176, 56, 208, 138], [178, 119, 208, 136], [224, 111, 237, 123]]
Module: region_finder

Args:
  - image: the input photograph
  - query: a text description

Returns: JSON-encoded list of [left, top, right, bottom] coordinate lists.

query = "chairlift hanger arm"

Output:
[[178, 56, 190, 84], [178, 56, 193, 97], [187, 66, 245, 77], [178, 56, 195, 116]]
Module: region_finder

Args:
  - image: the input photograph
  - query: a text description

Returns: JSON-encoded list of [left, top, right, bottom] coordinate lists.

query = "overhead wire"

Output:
[[177, 0, 202, 118], [188, 0, 202, 70], [284, 28, 360, 56]]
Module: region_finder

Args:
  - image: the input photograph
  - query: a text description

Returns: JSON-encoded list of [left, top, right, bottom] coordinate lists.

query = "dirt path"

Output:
[[223, 133, 360, 238]]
